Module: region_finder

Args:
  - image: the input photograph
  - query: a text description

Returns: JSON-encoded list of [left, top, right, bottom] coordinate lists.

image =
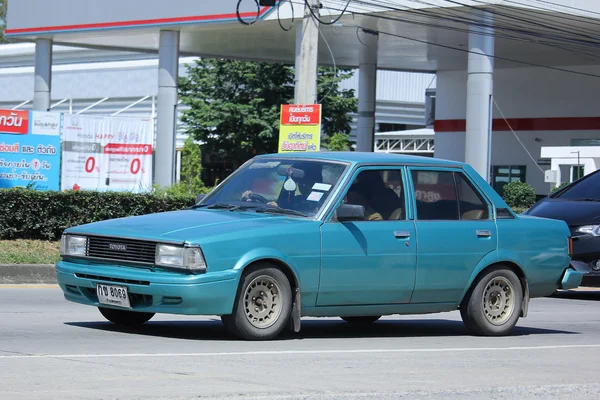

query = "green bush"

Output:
[[502, 181, 537, 210], [551, 182, 570, 193], [0, 188, 198, 241]]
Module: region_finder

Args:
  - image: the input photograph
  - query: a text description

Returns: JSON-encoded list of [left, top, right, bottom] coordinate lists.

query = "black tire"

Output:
[[341, 316, 381, 324], [460, 266, 523, 336], [98, 307, 155, 325], [222, 264, 292, 341]]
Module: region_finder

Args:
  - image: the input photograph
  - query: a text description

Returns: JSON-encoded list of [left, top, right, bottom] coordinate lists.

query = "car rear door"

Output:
[[407, 167, 498, 304]]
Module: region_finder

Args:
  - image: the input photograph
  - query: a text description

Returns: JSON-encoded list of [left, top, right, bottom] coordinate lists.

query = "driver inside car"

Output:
[[241, 162, 322, 213]]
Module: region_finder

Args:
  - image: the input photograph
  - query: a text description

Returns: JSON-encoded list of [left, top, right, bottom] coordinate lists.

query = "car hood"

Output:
[[526, 198, 600, 227], [65, 209, 306, 242]]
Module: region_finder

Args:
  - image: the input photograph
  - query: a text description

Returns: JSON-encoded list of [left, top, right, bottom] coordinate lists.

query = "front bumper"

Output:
[[570, 260, 600, 287], [56, 260, 240, 315]]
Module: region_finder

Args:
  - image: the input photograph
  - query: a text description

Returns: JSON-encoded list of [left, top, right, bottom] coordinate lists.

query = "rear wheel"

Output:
[[341, 316, 381, 324], [98, 307, 155, 325], [460, 266, 523, 336], [222, 264, 292, 340]]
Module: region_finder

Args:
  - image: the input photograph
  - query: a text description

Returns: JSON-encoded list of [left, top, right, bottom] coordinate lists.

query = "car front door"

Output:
[[317, 166, 417, 306], [407, 167, 498, 303]]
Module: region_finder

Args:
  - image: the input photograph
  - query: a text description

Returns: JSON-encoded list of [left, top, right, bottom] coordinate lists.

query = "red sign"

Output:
[[0, 109, 29, 135], [103, 144, 153, 155], [280, 104, 321, 125]]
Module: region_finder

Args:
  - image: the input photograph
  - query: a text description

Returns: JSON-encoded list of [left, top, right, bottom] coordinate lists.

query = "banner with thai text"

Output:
[[0, 109, 61, 191], [278, 104, 321, 153], [61, 114, 153, 192]]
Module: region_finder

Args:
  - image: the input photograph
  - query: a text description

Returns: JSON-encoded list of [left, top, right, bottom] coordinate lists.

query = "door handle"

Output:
[[394, 230, 411, 239], [476, 230, 492, 237]]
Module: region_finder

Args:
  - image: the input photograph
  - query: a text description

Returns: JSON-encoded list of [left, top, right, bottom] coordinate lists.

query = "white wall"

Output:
[[435, 65, 600, 194]]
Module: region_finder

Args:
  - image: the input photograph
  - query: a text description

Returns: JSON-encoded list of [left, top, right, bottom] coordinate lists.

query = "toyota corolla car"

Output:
[[56, 152, 582, 340], [525, 169, 600, 287]]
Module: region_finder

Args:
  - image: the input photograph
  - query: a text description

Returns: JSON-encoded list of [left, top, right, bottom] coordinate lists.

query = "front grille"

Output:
[[86, 236, 156, 265]]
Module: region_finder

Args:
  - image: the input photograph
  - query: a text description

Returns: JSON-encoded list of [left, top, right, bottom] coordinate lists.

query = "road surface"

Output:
[[1, 286, 599, 399]]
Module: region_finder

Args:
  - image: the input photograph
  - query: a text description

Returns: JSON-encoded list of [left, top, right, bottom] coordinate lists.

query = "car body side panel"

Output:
[[495, 217, 571, 298]]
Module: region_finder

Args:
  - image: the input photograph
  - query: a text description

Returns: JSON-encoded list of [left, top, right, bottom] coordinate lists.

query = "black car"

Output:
[[525, 169, 600, 287]]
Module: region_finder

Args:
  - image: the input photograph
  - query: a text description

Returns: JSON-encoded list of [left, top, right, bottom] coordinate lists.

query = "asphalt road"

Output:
[[1, 286, 599, 400]]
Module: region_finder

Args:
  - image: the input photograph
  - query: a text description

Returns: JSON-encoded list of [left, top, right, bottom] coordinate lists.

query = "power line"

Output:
[[318, 0, 600, 61]]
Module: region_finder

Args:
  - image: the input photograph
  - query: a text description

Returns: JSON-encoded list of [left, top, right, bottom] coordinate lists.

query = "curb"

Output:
[[0, 264, 57, 284]]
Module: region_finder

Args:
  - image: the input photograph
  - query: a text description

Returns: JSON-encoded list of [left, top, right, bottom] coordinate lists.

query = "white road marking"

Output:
[[1, 344, 600, 359]]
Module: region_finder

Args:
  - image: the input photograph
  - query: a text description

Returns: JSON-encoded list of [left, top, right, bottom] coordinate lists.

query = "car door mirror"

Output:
[[336, 203, 365, 222]]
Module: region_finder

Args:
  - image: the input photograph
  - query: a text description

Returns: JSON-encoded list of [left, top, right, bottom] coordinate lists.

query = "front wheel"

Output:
[[221, 265, 292, 340], [98, 307, 155, 325], [460, 266, 523, 336], [341, 316, 381, 324]]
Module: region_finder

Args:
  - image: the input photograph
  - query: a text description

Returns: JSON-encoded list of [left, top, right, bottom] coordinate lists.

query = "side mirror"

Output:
[[196, 194, 207, 203], [336, 203, 365, 222]]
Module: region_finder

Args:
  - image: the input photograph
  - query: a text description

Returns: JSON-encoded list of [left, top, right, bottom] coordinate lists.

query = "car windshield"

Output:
[[553, 170, 600, 201], [199, 158, 348, 217]]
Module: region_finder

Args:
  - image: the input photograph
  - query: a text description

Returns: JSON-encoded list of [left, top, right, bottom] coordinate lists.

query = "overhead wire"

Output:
[[277, 0, 295, 31], [236, 0, 600, 80], [320, 0, 600, 61], [236, 0, 261, 25]]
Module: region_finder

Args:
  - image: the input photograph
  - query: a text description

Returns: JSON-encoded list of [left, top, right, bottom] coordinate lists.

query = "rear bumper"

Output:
[[560, 267, 583, 290], [55, 260, 240, 315]]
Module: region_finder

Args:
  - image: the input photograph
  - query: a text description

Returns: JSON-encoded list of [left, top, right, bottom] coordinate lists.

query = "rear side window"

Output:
[[411, 170, 489, 221], [554, 170, 600, 201]]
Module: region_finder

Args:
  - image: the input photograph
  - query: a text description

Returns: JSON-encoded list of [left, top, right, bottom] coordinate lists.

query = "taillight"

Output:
[[568, 237, 574, 256]]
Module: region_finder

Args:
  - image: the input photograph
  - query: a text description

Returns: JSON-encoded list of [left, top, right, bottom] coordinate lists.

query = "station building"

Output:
[[5, 0, 600, 195]]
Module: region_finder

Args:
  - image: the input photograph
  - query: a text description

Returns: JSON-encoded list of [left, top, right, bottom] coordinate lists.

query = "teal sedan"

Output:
[[56, 152, 582, 340]]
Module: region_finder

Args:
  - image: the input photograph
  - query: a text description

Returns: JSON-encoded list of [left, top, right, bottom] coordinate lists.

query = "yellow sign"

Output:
[[278, 104, 321, 153]]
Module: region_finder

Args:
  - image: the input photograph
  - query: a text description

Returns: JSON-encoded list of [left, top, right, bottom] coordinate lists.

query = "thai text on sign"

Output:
[[278, 104, 322, 153]]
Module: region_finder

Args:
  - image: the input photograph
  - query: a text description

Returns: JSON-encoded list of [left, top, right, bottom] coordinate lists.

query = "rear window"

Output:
[[554, 170, 600, 201]]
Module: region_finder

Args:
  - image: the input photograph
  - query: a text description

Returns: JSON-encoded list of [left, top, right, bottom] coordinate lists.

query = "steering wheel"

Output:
[[246, 193, 269, 204]]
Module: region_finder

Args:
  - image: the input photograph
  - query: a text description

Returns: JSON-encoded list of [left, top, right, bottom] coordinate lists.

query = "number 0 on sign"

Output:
[[96, 283, 131, 308]]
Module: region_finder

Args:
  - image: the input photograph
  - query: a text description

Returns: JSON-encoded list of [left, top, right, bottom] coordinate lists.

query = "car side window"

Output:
[[411, 170, 459, 220], [455, 173, 490, 220], [411, 170, 490, 221], [344, 169, 406, 221]]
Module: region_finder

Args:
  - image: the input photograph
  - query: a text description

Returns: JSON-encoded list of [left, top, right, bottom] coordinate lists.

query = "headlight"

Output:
[[576, 225, 600, 236], [60, 235, 87, 256], [155, 244, 207, 272]]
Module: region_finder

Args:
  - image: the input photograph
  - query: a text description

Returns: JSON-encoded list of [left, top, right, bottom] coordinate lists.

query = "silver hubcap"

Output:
[[244, 275, 282, 329], [482, 276, 515, 325]]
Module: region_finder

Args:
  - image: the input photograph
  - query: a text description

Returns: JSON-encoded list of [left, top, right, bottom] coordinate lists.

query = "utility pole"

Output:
[[295, 0, 320, 105]]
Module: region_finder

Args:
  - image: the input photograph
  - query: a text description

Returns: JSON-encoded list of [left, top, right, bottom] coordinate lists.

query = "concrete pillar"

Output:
[[296, 0, 319, 105], [294, 21, 303, 104], [357, 29, 378, 152], [465, 11, 495, 181], [34, 39, 52, 111], [155, 30, 180, 188]]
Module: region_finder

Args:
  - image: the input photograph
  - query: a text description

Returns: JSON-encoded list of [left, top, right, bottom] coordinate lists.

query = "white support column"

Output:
[[294, 21, 303, 104], [34, 38, 53, 111], [357, 29, 378, 152], [296, 0, 319, 105], [465, 11, 495, 181], [155, 30, 180, 188]]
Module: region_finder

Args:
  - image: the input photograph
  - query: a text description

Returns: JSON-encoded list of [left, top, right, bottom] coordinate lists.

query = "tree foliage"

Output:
[[180, 136, 204, 193], [325, 133, 353, 151], [179, 59, 358, 168], [0, 0, 9, 44]]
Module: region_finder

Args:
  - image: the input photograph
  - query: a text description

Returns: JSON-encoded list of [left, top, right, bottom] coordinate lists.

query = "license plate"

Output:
[[96, 284, 131, 308]]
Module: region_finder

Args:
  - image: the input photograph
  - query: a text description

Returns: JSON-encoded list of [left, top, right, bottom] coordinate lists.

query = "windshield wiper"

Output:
[[190, 203, 253, 211], [573, 198, 600, 202], [254, 207, 308, 218]]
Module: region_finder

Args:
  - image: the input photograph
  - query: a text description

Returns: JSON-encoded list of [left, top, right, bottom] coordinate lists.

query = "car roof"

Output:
[[255, 151, 464, 167]]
